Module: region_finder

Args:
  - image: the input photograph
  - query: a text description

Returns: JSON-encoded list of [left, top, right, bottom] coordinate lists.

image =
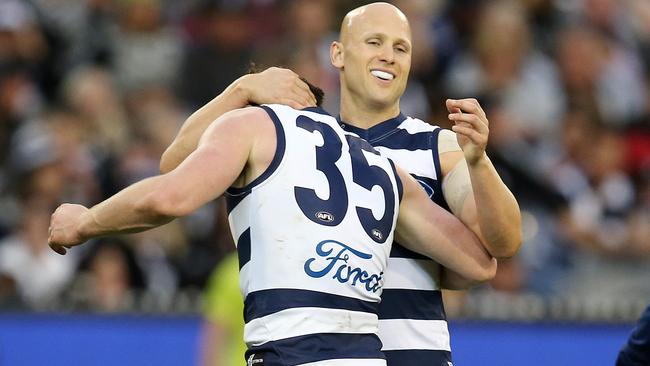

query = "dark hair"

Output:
[[248, 62, 324, 107], [300, 76, 325, 107]]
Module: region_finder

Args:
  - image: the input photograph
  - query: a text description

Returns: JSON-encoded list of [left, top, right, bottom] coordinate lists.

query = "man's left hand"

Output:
[[446, 98, 490, 165]]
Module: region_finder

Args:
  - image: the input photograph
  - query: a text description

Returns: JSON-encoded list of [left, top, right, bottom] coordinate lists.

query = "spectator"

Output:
[[0, 196, 75, 309]]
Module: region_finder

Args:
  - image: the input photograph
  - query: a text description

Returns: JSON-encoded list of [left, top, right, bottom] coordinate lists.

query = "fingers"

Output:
[[258, 67, 317, 108], [295, 78, 317, 106], [278, 68, 315, 107], [280, 89, 313, 110], [49, 242, 67, 255], [280, 98, 306, 110], [448, 111, 489, 135], [48, 224, 66, 255], [446, 98, 489, 148], [451, 124, 487, 146], [446, 98, 487, 119]]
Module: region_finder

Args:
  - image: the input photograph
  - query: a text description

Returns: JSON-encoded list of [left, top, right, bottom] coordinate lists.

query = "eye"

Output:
[[367, 39, 380, 46], [395, 45, 408, 53]]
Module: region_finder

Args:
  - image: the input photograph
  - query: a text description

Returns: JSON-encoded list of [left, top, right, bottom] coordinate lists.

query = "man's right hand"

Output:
[[48, 203, 89, 255], [238, 67, 316, 109]]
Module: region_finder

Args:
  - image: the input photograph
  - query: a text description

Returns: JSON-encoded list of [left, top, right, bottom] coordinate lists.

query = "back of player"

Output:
[[226, 104, 403, 366], [341, 114, 453, 365]]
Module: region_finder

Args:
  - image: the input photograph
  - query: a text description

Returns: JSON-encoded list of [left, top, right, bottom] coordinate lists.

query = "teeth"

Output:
[[371, 70, 394, 81]]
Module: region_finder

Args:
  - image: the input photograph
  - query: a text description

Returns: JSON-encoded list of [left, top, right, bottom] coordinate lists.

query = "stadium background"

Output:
[[0, 0, 648, 365]]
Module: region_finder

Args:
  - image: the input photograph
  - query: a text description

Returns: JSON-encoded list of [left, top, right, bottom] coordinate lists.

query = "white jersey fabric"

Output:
[[226, 104, 403, 366], [340, 114, 453, 365]]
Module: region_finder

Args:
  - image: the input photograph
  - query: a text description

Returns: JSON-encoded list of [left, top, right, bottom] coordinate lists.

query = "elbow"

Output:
[[490, 226, 523, 259], [504, 234, 523, 259]]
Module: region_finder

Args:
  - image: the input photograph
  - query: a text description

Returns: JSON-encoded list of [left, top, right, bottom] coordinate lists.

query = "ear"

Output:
[[330, 41, 344, 69]]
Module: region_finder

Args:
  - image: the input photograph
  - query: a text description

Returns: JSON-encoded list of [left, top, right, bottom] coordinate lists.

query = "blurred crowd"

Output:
[[0, 0, 648, 313]]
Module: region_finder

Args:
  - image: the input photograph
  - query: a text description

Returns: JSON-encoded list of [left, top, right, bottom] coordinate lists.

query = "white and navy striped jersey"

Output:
[[225, 104, 403, 366], [341, 114, 453, 365]]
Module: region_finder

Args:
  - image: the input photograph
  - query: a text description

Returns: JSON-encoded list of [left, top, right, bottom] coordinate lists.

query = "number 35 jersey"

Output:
[[225, 104, 403, 366]]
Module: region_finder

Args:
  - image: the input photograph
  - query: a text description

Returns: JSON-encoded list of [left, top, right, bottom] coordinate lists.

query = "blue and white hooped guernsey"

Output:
[[341, 114, 453, 366], [225, 104, 403, 366]]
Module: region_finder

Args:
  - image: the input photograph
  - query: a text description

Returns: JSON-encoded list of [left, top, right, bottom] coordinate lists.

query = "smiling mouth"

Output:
[[370, 70, 395, 81]]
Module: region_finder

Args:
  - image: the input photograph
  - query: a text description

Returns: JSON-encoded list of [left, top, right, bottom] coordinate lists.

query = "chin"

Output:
[[367, 96, 398, 109]]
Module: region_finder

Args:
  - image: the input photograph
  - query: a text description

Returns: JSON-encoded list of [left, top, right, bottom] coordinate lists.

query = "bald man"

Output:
[[329, 3, 521, 364]]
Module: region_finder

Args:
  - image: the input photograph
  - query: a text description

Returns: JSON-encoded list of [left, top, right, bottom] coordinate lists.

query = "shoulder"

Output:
[[437, 128, 461, 155], [221, 106, 272, 124], [204, 106, 274, 140]]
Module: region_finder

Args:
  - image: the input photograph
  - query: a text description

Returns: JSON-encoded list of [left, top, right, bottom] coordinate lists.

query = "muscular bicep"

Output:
[[161, 108, 269, 215]]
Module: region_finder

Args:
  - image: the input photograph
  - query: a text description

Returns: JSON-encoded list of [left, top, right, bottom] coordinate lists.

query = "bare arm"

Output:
[[160, 67, 314, 173], [394, 166, 497, 283], [443, 98, 522, 259], [49, 108, 272, 254]]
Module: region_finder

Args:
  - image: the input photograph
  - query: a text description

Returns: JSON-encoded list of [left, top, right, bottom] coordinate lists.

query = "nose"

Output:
[[378, 44, 395, 64]]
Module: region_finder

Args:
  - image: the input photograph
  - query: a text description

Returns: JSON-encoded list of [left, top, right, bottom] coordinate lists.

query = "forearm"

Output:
[[467, 154, 522, 258], [440, 267, 486, 290], [395, 202, 496, 282], [78, 176, 175, 240], [160, 78, 249, 173]]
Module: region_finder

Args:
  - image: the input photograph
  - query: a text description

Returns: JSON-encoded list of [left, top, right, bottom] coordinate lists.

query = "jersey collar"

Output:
[[338, 113, 407, 143]]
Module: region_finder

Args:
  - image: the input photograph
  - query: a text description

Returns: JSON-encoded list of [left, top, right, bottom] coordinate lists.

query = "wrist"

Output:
[[229, 75, 253, 106], [76, 209, 96, 242], [466, 152, 489, 168]]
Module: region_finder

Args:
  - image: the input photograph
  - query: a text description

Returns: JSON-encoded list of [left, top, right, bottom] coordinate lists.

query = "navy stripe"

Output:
[[429, 128, 451, 212], [388, 159, 403, 202], [390, 242, 429, 260], [302, 105, 331, 116], [225, 191, 249, 214], [226, 105, 287, 198], [384, 349, 452, 366], [246, 333, 385, 366], [379, 289, 446, 320], [373, 128, 434, 150], [339, 113, 406, 142], [244, 288, 379, 323], [236, 228, 251, 270]]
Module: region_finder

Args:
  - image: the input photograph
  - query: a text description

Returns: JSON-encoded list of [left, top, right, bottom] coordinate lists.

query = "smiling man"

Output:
[[329, 3, 522, 365]]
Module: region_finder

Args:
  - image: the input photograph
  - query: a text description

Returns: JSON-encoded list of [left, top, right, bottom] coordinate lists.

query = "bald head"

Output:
[[340, 2, 411, 43], [331, 2, 413, 123]]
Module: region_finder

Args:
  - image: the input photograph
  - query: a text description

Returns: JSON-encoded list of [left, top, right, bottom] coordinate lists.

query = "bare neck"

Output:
[[339, 89, 401, 129]]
